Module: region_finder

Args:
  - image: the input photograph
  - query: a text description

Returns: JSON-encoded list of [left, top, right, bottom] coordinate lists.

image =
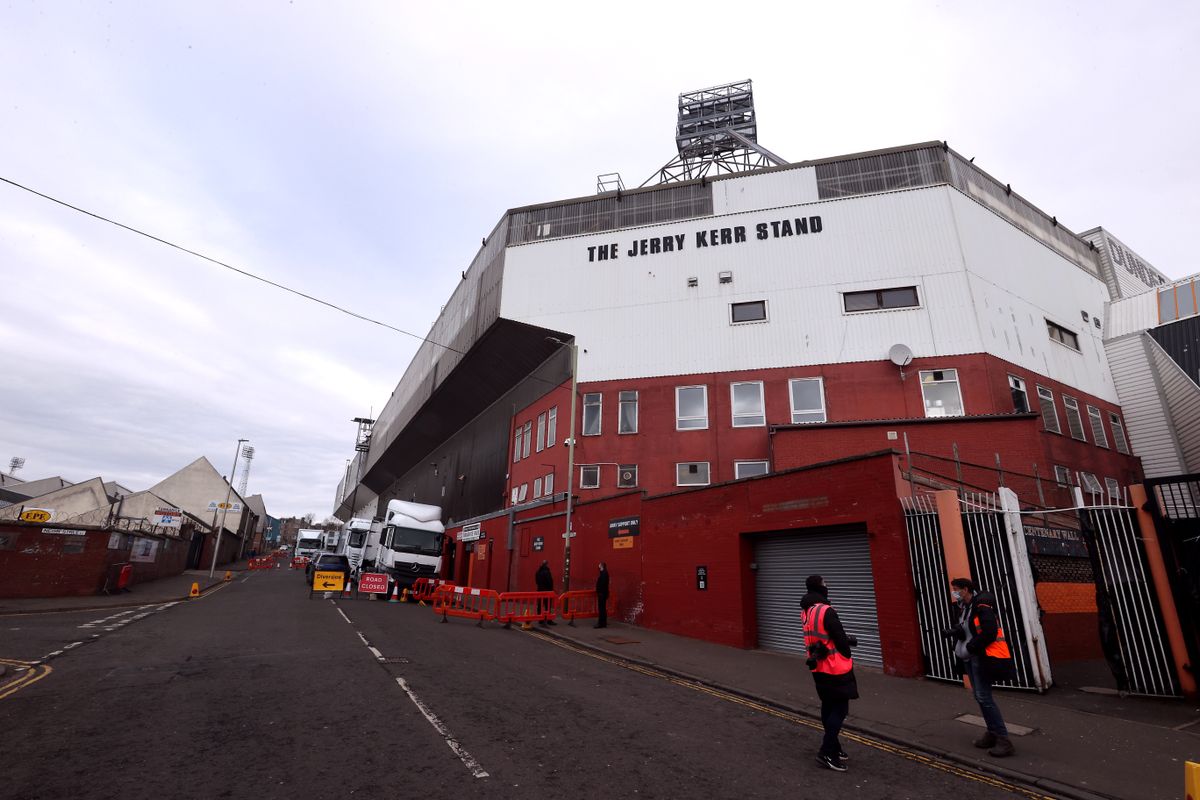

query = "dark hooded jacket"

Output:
[[958, 589, 1017, 682], [535, 563, 554, 592], [800, 590, 859, 701], [595, 566, 610, 599]]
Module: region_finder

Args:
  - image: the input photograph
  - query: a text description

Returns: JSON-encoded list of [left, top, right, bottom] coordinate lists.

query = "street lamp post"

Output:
[[209, 438, 248, 578], [546, 337, 579, 592]]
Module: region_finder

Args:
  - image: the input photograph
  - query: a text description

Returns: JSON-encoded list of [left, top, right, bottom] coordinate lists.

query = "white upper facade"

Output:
[[500, 176, 1118, 402]]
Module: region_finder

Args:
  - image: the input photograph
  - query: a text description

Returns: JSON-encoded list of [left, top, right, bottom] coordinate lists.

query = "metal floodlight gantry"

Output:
[[641, 79, 787, 187], [352, 417, 375, 454]]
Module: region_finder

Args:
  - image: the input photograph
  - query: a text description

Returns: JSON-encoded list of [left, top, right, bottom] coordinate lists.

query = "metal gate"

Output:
[[754, 527, 882, 666], [902, 494, 957, 681]]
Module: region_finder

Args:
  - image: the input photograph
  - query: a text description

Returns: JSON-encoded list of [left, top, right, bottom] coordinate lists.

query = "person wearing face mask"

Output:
[[800, 574, 858, 772], [944, 577, 1017, 757]]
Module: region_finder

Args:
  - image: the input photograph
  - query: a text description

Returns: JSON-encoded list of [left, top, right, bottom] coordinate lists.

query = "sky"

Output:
[[1, 1, 1197, 518]]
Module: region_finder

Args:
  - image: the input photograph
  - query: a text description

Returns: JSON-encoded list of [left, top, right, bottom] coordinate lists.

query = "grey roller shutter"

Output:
[[754, 528, 882, 666]]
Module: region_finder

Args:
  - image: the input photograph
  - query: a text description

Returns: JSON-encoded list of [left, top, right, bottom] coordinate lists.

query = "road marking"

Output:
[[0, 657, 35, 666], [79, 608, 145, 628], [395, 676, 489, 779], [335, 607, 353, 625], [532, 633, 1053, 800], [0, 663, 52, 701]]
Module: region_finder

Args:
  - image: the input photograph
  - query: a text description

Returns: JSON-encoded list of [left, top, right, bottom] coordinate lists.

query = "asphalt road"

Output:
[[0, 570, 1040, 799]]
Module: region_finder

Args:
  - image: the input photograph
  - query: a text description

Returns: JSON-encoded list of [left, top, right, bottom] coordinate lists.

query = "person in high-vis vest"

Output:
[[801, 574, 859, 772], [947, 577, 1017, 757]]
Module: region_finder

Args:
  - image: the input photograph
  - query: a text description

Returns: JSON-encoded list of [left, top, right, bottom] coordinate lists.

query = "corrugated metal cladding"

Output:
[[1081, 227, 1168, 300], [753, 528, 882, 666], [1149, 339, 1200, 473], [711, 167, 819, 215], [1104, 334, 1185, 477], [1107, 290, 1159, 339]]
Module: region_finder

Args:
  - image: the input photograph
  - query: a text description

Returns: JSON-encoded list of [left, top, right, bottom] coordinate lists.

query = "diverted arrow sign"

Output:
[[312, 570, 344, 593]]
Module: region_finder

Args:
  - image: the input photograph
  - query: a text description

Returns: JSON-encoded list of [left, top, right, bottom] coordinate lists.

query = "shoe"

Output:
[[546, 620, 557, 626], [816, 754, 847, 772], [594, 623, 607, 629], [988, 736, 1015, 758], [837, 749, 849, 761], [973, 731, 997, 749]]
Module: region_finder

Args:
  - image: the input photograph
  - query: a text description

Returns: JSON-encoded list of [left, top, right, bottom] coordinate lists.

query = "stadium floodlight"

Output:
[[641, 79, 787, 187]]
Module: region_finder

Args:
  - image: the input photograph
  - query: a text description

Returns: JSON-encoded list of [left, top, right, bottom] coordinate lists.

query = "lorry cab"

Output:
[[344, 517, 382, 576], [294, 529, 323, 561], [376, 500, 445, 591]]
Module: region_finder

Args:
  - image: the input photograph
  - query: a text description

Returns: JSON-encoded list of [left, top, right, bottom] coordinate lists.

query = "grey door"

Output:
[[754, 527, 882, 666]]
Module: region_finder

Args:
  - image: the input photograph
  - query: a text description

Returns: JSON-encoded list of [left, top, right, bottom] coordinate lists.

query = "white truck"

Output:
[[343, 517, 382, 576], [294, 529, 324, 560], [374, 500, 445, 594]]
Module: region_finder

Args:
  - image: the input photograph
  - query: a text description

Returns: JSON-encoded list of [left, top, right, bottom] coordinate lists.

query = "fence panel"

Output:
[[902, 495, 958, 682]]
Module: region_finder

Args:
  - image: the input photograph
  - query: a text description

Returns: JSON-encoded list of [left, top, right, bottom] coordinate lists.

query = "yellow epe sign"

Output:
[[19, 509, 52, 523], [312, 570, 345, 592]]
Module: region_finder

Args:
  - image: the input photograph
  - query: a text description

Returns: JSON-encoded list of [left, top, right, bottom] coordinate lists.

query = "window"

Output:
[[1087, 406, 1109, 448], [582, 393, 602, 436], [547, 406, 558, 446], [580, 465, 600, 489], [1047, 320, 1080, 351], [518, 483, 528, 502], [62, 538, 86, 554], [676, 385, 709, 430], [617, 464, 638, 488], [788, 378, 826, 423], [544, 472, 554, 496], [522, 422, 532, 458], [843, 286, 919, 313], [1105, 478, 1122, 503], [1110, 413, 1130, 454], [536, 413, 546, 452], [1062, 396, 1087, 441], [1037, 386, 1061, 434], [731, 381, 765, 427], [731, 300, 767, 323], [676, 462, 710, 486], [513, 425, 523, 463], [533, 477, 542, 498], [618, 391, 638, 434], [1080, 472, 1103, 496], [1008, 375, 1029, 414], [735, 460, 769, 479], [1053, 465, 1071, 487], [918, 369, 964, 418], [510, 487, 520, 503]]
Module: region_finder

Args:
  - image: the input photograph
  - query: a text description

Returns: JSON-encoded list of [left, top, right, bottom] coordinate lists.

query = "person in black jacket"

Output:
[[594, 562, 610, 628], [945, 577, 1017, 757], [535, 560, 556, 625], [800, 575, 858, 772]]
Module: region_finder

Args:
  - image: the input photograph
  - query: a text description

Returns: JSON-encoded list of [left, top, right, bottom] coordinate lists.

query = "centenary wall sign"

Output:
[[586, 215, 824, 262]]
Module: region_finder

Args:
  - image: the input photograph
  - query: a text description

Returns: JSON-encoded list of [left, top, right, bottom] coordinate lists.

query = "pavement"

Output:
[[0, 562, 260, 615], [539, 619, 1200, 800]]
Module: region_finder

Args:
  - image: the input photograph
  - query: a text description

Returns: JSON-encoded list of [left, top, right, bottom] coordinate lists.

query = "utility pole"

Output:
[[209, 438, 248, 578]]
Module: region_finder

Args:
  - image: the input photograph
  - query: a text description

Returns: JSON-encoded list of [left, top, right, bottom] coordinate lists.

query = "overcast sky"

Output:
[[1, 1, 1196, 517]]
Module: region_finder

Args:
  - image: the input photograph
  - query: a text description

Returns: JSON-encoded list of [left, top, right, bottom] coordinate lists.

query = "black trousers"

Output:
[[820, 697, 849, 757], [597, 595, 608, 626]]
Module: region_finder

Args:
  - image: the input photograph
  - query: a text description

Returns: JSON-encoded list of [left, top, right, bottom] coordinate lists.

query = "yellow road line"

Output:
[[0, 664, 52, 701], [534, 633, 1053, 800], [0, 657, 36, 666]]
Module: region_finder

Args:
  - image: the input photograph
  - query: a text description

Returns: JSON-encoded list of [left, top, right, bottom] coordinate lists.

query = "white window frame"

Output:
[[536, 412, 546, 452], [730, 381, 766, 427], [513, 426, 523, 463], [545, 472, 554, 496], [1087, 405, 1109, 448], [582, 393, 602, 436], [730, 300, 768, 325], [788, 377, 827, 424], [1105, 477, 1122, 503], [1008, 375, 1029, 414], [510, 487, 520, 504], [734, 460, 769, 479], [1053, 465, 1071, 488], [918, 369, 965, 418], [547, 406, 558, 447], [522, 421, 532, 458], [579, 465, 600, 489], [676, 462, 711, 487], [675, 385, 709, 430], [1037, 386, 1062, 434], [1080, 472, 1104, 496], [1062, 396, 1087, 441], [533, 477, 542, 498], [842, 285, 921, 314], [1047, 319, 1081, 352], [1109, 413, 1130, 454], [618, 390, 638, 434], [617, 464, 638, 488]]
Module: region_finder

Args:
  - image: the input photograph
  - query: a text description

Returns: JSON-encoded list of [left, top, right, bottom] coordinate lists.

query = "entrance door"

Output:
[[754, 527, 882, 666]]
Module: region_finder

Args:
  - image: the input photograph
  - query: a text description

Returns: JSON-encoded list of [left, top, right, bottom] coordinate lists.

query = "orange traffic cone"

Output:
[[224, 570, 232, 582], [189, 582, 200, 598]]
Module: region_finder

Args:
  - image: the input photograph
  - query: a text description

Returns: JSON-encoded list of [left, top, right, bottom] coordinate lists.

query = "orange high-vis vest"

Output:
[[973, 612, 1012, 660], [803, 603, 854, 675]]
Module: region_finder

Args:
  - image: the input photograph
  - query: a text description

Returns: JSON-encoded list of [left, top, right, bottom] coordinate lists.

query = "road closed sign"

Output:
[[312, 570, 345, 592], [358, 573, 389, 594]]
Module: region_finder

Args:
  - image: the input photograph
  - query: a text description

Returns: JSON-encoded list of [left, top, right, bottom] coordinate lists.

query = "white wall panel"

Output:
[[711, 167, 819, 216], [948, 192, 1118, 402], [1080, 227, 1169, 300], [1104, 334, 1185, 477], [1107, 291, 1160, 338], [501, 188, 971, 382]]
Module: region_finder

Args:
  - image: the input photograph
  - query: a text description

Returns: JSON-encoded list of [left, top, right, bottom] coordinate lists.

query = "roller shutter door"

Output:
[[755, 528, 882, 666]]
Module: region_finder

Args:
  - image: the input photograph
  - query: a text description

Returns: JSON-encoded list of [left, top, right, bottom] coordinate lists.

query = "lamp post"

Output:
[[209, 438, 248, 578], [547, 337, 578, 592]]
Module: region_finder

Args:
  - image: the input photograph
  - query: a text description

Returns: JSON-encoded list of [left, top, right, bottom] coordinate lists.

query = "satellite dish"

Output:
[[888, 343, 914, 367]]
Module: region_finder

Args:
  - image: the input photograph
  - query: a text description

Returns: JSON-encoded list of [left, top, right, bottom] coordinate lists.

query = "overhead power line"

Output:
[[0, 175, 465, 356]]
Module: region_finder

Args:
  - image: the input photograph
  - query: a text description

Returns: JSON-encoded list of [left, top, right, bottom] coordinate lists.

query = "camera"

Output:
[[941, 626, 966, 641]]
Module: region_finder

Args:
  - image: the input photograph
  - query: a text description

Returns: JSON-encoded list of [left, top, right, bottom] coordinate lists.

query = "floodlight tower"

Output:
[[236, 444, 255, 496], [8, 457, 25, 476], [641, 79, 787, 187]]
